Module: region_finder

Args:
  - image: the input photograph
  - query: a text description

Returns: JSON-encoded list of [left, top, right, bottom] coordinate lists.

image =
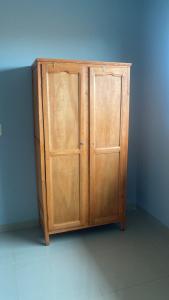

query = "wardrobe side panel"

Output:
[[32, 64, 49, 244], [118, 67, 130, 219]]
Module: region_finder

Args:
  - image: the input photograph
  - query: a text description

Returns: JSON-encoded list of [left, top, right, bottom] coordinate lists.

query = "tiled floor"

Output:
[[1, 209, 169, 300]]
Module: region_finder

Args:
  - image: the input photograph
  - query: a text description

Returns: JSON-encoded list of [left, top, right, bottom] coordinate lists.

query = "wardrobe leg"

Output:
[[44, 232, 50, 246], [120, 221, 126, 231]]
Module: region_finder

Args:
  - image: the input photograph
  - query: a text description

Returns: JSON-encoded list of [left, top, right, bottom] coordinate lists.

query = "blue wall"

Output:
[[0, 0, 141, 225], [137, 0, 169, 227]]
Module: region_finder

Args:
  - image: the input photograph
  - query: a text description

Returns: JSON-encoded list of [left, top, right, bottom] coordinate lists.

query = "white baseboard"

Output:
[[0, 220, 39, 233]]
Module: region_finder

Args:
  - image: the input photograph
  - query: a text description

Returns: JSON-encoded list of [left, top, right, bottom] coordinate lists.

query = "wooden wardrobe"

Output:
[[32, 58, 131, 245]]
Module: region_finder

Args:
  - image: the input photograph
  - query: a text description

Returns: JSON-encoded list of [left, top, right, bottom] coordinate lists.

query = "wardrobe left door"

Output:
[[42, 63, 89, 232]]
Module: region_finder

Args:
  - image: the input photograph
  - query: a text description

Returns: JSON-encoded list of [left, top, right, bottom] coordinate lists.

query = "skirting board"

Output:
[[0, 204, 136, 233], [0, 220, 39, 233]]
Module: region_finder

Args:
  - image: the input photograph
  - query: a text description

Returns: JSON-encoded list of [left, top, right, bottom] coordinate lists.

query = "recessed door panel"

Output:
[[95, 75, 121, 148], [47, 72, 79, 150], [95, 153, 119, 222], [51, 155, 80, 225]]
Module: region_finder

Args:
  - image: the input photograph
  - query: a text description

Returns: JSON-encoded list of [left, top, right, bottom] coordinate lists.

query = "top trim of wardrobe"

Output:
[[32, 58, 132, 68]]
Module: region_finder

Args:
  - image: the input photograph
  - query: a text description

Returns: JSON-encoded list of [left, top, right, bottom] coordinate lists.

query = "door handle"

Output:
[[80, 142, 84, 146]]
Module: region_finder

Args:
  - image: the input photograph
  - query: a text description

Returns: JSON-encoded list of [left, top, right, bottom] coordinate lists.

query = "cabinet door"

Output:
[[89, 66, 130, 225], [42, 63, 88, 232]]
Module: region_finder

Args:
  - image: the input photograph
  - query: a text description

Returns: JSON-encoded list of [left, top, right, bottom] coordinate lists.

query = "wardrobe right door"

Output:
[[89, 66, 130, 225]]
